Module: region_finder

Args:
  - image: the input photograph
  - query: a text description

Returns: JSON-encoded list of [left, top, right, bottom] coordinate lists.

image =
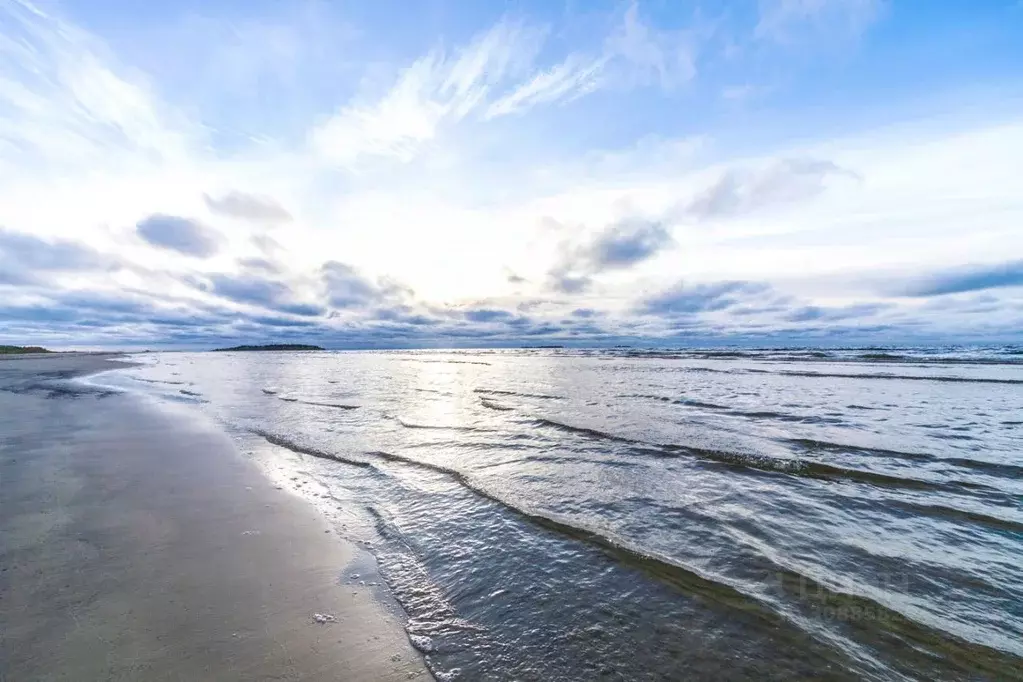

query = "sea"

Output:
[[85, 346, 1023, 681]]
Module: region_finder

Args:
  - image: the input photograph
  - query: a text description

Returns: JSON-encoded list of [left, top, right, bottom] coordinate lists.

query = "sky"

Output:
[[1, 0, 1022, 349]]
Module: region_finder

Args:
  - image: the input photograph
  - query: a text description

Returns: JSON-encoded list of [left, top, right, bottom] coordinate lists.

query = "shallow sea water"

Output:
[[88, 347, 1023, 681]]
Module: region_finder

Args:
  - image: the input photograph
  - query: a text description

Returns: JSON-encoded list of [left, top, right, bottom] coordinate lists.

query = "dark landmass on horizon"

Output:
[[212, 344, 325, 352], [0, 345, 52, 354]]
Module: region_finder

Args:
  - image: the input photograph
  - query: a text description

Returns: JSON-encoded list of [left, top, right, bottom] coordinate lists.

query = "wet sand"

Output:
[[0, 354, 428, 681]]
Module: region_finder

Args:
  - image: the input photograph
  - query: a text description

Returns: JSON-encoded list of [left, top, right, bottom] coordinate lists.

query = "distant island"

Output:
[[0, 345, 52, 354], [212, 344, 325, 352]]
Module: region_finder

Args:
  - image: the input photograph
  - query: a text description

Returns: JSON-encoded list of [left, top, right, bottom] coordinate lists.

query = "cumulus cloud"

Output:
[[639, 281, 773, 316], [204, 273, 325, 317], [464, 308, 513, 323], [548, 218, 673, 293], [204, 191, 292, 225], [321, 261, 414, 310], [0, 228, 113, 284], [136, 214, 219, 257]]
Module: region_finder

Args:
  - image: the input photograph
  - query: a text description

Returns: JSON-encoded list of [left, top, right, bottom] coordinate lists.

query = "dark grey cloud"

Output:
[[321, 261, 413, 310], [373, 306, 438, 326], [897, 260, 1023, 297], [589, 219, 672, 269], [205, 274, 325, 317], [209, 274, 287, 306], [571, 308, 598, 318], [0, 228, 113, 284], [674, 158, 859, 222], [204, 191, 292, 225], [507, 273, 527, 284], [639, 281, 772, 316], [322, 261, 382, 308], [249, 315, 319, 328], [464, 309, 514, 323], [783, 303, 889, 323], [276, 302, 327, 317], [136, 214, 219, 257], [548, 218, 672, 293]]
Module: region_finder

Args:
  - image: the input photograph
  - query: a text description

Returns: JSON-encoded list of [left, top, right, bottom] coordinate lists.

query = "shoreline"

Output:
[[0, 354, 429, 681]]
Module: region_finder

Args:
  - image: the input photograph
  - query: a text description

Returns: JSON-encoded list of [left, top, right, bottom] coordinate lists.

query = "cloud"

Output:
[[238, 257, 282, 274], [673, 158, 858, 221], [547, 218, 673, 292], [3, 0, 1022, 349], [0, 0, 191, 178], [639, 281, 772, 316], [484, 54, 605, 119], [0, 228, 113, 284], [204, 191, 292, 225], [590, 219, 672, 268], [208, 273, 286, 305], [549, 273, 593, 294], [783, 302, 888, 322], [464, 308, 513, 323], [603, 1, 700, 90], [898, 260, 1023, 297], [321, 261, 413, 309], [755, 0, 884, 44], [204, 273, 325, 317], [309, 20, 551, 164], [310, 9, 703, 164], [136, 214, 219, 257]]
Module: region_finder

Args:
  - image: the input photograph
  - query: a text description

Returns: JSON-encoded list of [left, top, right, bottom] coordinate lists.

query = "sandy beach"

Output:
[[0, 354, 428, 681]]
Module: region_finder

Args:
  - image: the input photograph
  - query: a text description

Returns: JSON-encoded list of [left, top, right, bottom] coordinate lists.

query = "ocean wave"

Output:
[[133, 377, 187, 386], [405, 358, 492, 366], [479, 397, 514, 411], [774, 370, 1023, 385], [397, 418, 493, 432], [277, 396, 360, 410], [253, 426, 1020, 678], [532, 417, 999, 494], [474, 388, 565, 400], [890, 501, 1023, 534], [788, 438, 1023, 479], [254, 430, 375, 469]]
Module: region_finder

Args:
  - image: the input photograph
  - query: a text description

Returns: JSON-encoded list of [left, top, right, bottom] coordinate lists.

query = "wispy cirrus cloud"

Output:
[[308, 19, 556, 164], [755, 0, 885, 44]]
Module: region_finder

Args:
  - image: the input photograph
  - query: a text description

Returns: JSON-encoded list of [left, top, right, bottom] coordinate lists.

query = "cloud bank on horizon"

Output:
[[1, 0, 1022, 349]]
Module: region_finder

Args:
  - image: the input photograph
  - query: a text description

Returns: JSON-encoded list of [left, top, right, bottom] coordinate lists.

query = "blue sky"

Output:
[[1, 0, 1022, 349]]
